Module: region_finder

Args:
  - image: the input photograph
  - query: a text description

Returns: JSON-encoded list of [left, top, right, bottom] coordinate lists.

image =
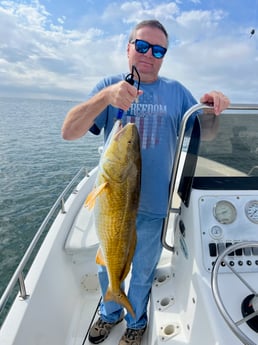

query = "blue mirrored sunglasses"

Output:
[[130, 39, 167, 59]]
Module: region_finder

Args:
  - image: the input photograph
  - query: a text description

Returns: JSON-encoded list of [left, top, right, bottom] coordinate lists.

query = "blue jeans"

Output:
[[98, 214, 164, 329]]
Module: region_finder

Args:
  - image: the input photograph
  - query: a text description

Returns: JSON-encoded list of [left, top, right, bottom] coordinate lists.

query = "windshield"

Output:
[[176, 105, 258, 207], [196, 110, 258, 177]]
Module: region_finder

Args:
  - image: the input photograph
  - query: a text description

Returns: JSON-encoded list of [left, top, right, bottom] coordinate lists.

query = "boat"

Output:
[[0, 103, 258, 345]]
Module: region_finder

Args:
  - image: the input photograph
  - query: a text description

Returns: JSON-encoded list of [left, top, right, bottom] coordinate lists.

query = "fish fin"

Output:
[[120, 229, 137, 282], [96, 247, 106, 266], [84, 182, 108, 209], [104, 288, 135, 319]]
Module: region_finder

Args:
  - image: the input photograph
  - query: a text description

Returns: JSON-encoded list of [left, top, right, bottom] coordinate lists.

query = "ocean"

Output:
[[0, 97, 103, 298]]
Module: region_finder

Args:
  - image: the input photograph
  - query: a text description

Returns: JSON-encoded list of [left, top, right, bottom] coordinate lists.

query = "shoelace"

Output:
[[124, 328, 144, 340], [96, 319, 111, 329]]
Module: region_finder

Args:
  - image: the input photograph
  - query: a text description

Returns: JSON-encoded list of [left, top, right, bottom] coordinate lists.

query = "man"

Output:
[[62, 19, 230, 345]]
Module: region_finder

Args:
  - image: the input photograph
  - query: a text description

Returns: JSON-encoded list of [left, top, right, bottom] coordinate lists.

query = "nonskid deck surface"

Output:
[[67, 250, 173, 345], [68, 278, 149, 345]]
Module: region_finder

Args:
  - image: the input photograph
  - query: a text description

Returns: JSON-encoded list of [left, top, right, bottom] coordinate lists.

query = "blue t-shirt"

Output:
[[88, 74, 197, 218]]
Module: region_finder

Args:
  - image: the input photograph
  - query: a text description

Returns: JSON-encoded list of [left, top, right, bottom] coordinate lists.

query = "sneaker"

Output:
[[118, 326, 147, 345], [88, 313, 124, 344]]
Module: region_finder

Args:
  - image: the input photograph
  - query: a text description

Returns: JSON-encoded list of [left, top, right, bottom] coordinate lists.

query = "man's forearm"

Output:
[[61, 88, 109, 140]]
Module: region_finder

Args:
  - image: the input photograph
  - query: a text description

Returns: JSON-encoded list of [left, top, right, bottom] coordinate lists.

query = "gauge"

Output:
[[210, 226, 223, 239], [213, 200, 237, 224], [245, 200, 258, 224]]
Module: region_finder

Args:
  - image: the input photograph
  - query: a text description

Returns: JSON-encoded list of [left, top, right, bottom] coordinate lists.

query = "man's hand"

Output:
[[107, 81, 143, 111], [200, 91, 230, 115]]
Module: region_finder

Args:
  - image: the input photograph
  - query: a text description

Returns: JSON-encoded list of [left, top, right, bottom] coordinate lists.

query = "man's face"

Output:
[[127, 26, 168, 83]]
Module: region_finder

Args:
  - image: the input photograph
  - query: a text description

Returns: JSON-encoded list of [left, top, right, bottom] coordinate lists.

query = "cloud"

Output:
[[163, 34, 258, 102], [0, 0, 257, 102], [121, 1, 180, 23], [0, 0, 112, 99]]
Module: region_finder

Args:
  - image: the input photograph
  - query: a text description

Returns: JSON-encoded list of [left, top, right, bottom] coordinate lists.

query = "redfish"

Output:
[[85, 121, 141, 318]]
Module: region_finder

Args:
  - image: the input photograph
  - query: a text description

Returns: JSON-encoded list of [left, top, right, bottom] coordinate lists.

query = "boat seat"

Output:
[[64, 203, 99, 254]]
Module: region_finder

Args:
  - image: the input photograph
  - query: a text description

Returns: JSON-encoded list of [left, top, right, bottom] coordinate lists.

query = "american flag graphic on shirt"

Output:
[[125, 91, 167, 149]]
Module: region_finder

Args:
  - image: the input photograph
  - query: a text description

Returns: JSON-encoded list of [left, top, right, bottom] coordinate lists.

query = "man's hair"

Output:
[[129, 20, 169, 45]]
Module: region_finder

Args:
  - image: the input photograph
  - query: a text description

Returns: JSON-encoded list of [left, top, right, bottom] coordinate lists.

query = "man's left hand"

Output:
[[200, 91, 230, 115]]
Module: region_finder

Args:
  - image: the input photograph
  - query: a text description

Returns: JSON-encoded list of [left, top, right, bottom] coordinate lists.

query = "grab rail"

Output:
[[162, 103, 258, 252], [0, 167, 87, 315]]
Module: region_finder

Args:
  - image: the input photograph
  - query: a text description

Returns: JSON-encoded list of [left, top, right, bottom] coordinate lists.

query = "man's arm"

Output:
[[61, 81, 141, 140], [61, 89, 109, 140]]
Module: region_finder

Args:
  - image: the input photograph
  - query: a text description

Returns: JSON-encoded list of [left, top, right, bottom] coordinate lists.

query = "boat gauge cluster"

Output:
[[199, 195, 258, 273], [213, 199, 258, 225]]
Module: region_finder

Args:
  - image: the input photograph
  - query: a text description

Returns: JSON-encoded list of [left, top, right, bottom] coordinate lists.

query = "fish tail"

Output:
[[104, 288, 135, 319]]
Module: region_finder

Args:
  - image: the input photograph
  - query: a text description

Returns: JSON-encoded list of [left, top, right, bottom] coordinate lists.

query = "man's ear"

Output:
[[127, 43, 130, 57]]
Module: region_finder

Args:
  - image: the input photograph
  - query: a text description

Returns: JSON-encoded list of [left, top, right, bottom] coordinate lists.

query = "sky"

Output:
[[0, 0, 258, 102]]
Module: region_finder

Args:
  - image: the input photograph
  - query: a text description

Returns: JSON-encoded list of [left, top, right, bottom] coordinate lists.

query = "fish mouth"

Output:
[[114, 122, 135, 142], [116, 121, 124, 133], [113, 123, 124, 141]]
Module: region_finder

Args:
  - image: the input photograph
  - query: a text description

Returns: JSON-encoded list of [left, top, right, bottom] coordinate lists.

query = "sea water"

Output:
[[0, 97, 103, 297]]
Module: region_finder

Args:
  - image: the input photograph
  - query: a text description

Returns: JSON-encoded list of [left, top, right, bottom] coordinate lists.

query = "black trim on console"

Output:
[[192, 176, 258, 190]]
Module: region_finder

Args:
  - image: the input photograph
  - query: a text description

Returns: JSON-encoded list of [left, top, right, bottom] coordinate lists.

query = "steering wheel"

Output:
[[211, 241, 258, 345]]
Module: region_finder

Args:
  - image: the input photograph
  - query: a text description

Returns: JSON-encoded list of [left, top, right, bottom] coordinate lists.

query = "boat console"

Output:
[[180, 109, 258, 273], [158, 104, 258, 345]]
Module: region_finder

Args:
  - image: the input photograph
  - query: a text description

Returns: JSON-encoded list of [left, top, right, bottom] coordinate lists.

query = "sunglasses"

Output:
[[130, 39, 167, 59]]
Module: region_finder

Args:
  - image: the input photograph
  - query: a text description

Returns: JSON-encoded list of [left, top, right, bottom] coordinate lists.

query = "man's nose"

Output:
[[144, 48, 152, 57]]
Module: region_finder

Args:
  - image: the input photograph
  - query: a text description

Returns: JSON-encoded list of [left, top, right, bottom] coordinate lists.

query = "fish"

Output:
[[85, 121, 141, 318]]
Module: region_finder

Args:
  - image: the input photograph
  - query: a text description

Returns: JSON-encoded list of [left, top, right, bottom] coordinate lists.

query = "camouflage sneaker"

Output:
[[88, 313, 124, 344], [118, 326, 147, 345]]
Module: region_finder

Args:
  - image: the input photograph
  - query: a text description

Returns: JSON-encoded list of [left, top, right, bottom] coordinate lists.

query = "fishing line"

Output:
[[82, 297, 102, 345]]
